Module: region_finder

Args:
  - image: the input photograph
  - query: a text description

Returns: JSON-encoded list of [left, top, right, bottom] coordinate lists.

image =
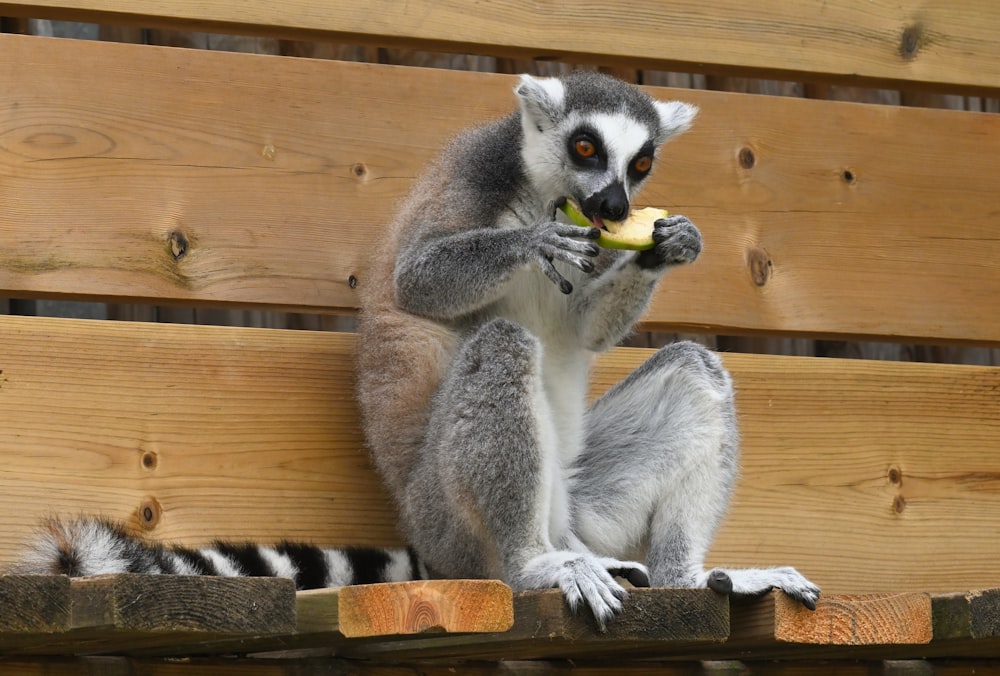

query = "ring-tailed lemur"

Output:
[[12, 72, 818, 629], [355, 71, 819, 627]]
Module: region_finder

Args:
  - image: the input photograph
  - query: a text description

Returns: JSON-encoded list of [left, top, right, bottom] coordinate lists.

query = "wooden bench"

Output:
[[1, 2, 999, 673]]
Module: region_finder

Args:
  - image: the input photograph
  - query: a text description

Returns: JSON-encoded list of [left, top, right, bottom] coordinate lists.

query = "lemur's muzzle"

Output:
[[582, 182, 629, 225]]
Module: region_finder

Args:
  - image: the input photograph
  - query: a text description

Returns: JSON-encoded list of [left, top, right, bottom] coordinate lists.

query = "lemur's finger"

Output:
[[544, 248, 595, 274], [553, 223, 603, 243], [551, 196, 568, 216], [538, 255, 573, 294], [546, 224, 602, 249]]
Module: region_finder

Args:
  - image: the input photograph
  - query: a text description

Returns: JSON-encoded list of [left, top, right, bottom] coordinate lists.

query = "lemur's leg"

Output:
[[570, 341, 820, 609], [402, 317, 637, 628]]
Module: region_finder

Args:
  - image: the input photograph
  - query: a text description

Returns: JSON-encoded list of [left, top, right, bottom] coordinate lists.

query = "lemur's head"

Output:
[[515, 71, 696, 225]]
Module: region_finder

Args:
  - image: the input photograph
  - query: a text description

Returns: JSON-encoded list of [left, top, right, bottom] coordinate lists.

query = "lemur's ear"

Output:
[[654, 100, 698, 142], [515, 74, 566, 131]]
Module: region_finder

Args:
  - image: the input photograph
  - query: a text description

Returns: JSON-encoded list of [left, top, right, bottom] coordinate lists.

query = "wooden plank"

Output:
[[725, 592, 932, 656], [350, 591, 930, 663], [1, 316, 999, 595], [330, 579, 513, 638], [934, 589, 1000, 644], [339, 588, 728, 661], [0, 315, 402, 566], [0, 576, 71, 654], [1, 1, 1000, 92], [1, 36, 999, 344], [0, 576, 69, 633], [70, 574, 295, 633], [892, 589, 1000, 658], [14, 575, 296, 655], [142, 579, 514, 656]]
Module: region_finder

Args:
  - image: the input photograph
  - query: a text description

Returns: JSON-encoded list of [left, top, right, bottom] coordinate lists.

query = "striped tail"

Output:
[[14, 516, 426, 589]]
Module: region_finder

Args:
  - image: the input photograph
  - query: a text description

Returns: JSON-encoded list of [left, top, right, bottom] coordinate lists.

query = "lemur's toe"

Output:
[[707, 570, 733, 595], [791, 585, 821, 611]]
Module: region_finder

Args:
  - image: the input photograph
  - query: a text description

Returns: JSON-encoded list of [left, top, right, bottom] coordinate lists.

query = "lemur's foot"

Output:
[[516, 551, 648, 630], [700, 566, 820, 610]]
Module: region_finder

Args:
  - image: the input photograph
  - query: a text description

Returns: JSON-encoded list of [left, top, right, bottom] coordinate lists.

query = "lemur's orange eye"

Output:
[[574, 139, 597, 158], [634, 156, 653, 173]]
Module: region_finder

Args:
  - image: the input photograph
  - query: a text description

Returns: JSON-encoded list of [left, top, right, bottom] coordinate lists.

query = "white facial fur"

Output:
[[515, 74, 698, 207], [574, 111, 655, 200]]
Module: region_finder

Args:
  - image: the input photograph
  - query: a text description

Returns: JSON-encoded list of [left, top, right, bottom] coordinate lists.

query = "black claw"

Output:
[[559, 279, 573, 294], [707, 570, 733, 595], [579, 259, 594, 273], [585, 227, 602, 240], [626, 568, 650, 588], [554, 196, 567, 209], [800, 595, 818, 611], [608, 567, 650, 588]]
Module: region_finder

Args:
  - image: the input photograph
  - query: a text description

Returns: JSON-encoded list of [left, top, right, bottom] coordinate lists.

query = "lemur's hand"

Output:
[[635, 215, 702, 270], [532, 221, 602, 294], [515, 551, 649, 631]]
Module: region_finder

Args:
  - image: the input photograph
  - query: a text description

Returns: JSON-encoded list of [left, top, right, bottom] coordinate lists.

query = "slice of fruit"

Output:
[[559, 198, 666, 251]]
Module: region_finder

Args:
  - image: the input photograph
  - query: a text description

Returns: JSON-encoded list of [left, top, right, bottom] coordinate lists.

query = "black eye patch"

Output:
[[567, 127, 607, 171], [627, 141, 657, 182]]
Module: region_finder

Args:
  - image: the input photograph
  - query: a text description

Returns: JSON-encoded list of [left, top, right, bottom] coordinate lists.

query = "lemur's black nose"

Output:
[[584, 182, 629, 222]]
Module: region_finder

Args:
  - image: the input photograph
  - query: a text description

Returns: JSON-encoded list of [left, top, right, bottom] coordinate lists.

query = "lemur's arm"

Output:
[[394, 223, 601, 321], [574, 215, 702, 352]]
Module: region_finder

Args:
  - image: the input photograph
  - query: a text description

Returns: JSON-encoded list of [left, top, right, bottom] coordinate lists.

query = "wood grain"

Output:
[[1, 1, 999, 91], [900, 589, 1000, 657], [729, 592, 932, 649], [8, 575, 296, 655], [0, 576, 70, 634], [126, 580, 513, 657], [0, 575, 71, 654], [68, 575, 295, 634], [333, 580, 513, 638], [0, 315, 403, 561], [1, 316, 999, 596], [1, 35, 1000, 343], [340, 587, 728, 661]]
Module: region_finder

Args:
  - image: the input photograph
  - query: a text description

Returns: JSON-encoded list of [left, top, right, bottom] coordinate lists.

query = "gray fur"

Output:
[[357, 72, 819, 628]]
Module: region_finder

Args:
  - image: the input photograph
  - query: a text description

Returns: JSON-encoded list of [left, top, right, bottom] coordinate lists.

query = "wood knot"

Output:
[[899, 23, 925, 61], [348, 274, 358, 289], [141, 451, 158, 470], [747, 246, 772, 286], [887, 465, 903, 486], [842, 168, 857, 185], [351, 163, 368, 179], [138, 497, 162, 530], [738, 146, 756, 170], [169, 231, 189, 261], [893, 495, 907, 515]]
